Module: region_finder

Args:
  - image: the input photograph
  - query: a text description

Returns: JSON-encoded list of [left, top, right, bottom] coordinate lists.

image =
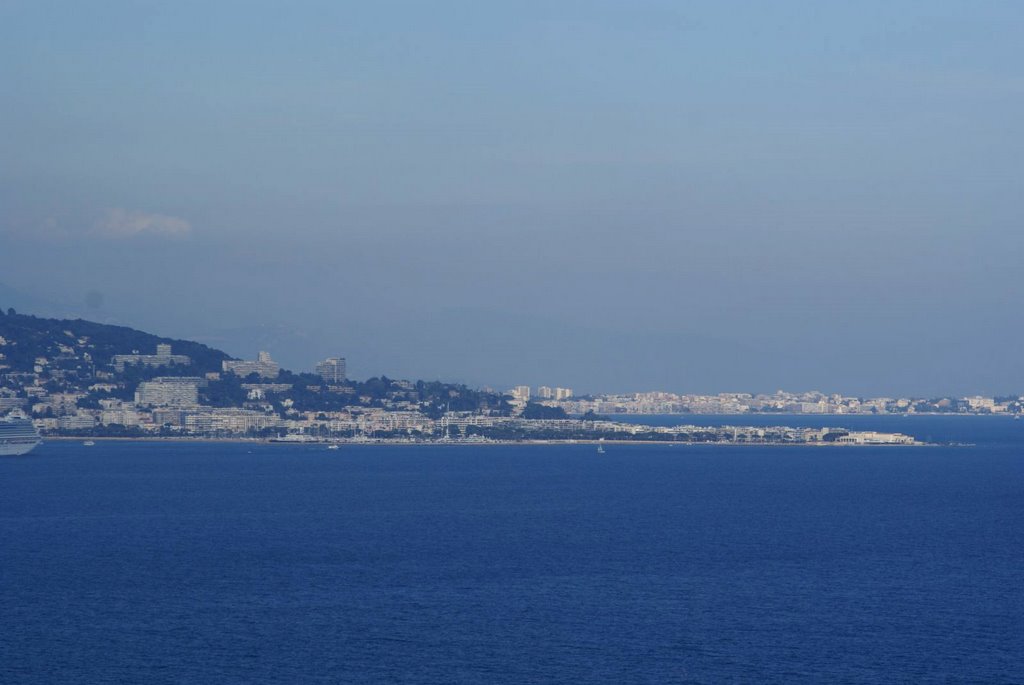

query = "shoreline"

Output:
[[40, 436, 932, 447], [581, 411, 1017, 418], [29, 413, 1011, 451]]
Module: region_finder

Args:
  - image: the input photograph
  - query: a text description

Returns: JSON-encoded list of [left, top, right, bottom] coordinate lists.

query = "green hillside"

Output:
[[0, 308, 514, 420], [0, 308, 232, 373]]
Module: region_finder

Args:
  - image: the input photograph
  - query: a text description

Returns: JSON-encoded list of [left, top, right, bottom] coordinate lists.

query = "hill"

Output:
[[0, 308, 233, 373], [0, 309, 512, 427]]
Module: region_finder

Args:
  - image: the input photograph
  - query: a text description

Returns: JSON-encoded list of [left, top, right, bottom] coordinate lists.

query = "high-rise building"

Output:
[[536, 386, 554, 399], [509, 386, 531, 402], [134, 377, 207, 407], [316, 357, 347, 384], [554, 387, 574, 400]]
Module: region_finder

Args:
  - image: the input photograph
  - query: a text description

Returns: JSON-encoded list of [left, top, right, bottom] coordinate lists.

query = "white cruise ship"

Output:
[[0, 413, 42, 456]]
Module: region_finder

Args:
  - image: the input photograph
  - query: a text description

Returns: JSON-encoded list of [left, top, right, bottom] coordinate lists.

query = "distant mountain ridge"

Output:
[[0, 308, 234, 373]]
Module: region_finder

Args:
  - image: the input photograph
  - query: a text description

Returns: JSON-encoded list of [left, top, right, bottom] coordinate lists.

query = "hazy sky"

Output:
[[2, 1, 1023, 395]]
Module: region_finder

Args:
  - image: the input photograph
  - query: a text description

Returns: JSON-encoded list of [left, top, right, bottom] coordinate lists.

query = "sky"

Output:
[[2, 1, 1023, 396]]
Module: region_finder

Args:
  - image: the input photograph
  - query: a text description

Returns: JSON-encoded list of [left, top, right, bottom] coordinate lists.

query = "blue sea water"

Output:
[[2, 417, 1023, 683]]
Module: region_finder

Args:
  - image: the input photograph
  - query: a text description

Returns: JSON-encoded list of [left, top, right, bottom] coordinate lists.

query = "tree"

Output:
[[522, 402, 568, 420]]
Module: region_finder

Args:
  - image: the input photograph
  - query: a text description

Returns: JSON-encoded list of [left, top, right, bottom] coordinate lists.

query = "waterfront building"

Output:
[[439, 412, 501, 433], [100, 408, 142, 427], [184, 412, 214, 434], [181, 408, 280, 435], [833, 431, 916, 445], [223, 351, 280, 379], [316, 357, 347, 384], [58, 413, 97, 430], [962, 396, 997, 412], [210, 408, 279, 434], [152, 408, 188, 427]]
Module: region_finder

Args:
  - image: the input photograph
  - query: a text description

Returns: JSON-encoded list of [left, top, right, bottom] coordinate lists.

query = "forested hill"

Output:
[[0, 308, 517, 422], [0, 308, 232, 372]]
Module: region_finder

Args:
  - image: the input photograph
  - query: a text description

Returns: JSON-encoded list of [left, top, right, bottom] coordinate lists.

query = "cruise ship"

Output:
[[0, 413, 42, 456]]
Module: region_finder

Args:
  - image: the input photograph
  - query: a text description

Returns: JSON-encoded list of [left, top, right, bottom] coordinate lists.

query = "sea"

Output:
[[1, 415, 1022, 683]]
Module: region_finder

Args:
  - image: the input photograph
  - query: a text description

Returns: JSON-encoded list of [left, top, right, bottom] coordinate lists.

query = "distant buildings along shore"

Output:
[[0, 310, 1019, 445], [544, 390, 1024, 416]]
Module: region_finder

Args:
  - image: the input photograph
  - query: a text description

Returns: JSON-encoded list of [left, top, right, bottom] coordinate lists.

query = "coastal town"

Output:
[[1, 309, 1012, 445], [552, 389, 1024, 416]]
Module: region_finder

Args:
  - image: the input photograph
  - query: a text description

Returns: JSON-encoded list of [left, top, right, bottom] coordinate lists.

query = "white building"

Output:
[[509, 386, 531, 402], [834, 431, 916, 445], [135, 377, 206, 407], [208, 408, 279, 434], [0, 389, 26, 411], [113, 344, 192, 372], [315, 357, 347, 384], [962, 396, 997, 412], [58, 414, 97, 430], [100, 408, 142, 427], [223, 351, 281, 379]]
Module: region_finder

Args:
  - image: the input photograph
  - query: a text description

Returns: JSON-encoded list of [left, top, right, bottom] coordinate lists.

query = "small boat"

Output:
[[83, 440, 96, 446], [597, 439, 605, 454], [327, 444, 340, 450]]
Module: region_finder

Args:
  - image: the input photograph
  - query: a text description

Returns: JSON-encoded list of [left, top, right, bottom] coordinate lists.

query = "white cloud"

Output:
[[93, 208, 191, 239]]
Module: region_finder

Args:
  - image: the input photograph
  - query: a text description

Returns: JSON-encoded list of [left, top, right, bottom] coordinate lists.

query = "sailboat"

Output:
[[597, 438, 606, 454]]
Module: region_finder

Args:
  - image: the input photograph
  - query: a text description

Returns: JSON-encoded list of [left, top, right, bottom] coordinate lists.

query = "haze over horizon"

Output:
[[3, 2, 1023, 396]]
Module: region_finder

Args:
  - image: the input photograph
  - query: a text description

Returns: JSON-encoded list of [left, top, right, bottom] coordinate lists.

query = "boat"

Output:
[[597, 439, 605, 454], [327, 444, 340, 450], [0, 412, 42, 456], [83, 440, 96, 446]]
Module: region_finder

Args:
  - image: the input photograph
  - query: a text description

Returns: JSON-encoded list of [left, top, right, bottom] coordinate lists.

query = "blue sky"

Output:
[[2, 1, 1023, 395]]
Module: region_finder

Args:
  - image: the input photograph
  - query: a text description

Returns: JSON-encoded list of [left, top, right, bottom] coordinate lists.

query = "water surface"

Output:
[[2, 422, 1022, 683]]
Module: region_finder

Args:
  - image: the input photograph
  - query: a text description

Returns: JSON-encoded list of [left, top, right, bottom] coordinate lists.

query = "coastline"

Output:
[[40, 436, 932, 447], [585, 411, 1014, 418]]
